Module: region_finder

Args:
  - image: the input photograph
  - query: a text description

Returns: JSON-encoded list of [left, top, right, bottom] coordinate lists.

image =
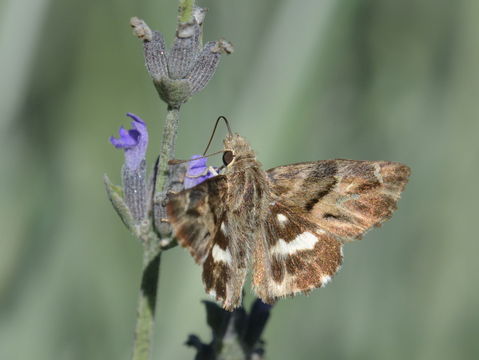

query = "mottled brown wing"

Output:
[[266, 160, 410, 242], [201, 216, 247, 311], [252, 202, 343, 301], [167, 175, 228, 263], [166, 176, 244, 310]]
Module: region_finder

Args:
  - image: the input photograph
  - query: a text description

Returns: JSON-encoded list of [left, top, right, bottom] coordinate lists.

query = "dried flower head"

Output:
[[130, 9, 233, 108]]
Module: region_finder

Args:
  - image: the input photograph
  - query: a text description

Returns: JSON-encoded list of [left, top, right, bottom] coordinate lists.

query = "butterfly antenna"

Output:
[[202, 116, 233, 155], [168, 150, 225, 165]]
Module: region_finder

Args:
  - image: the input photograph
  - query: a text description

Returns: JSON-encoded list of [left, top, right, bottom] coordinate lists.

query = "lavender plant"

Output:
[[105, 1, 271, 359]]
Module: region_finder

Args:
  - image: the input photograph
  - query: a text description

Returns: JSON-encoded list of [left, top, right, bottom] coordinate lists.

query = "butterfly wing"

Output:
[[266, 160, 410, 242], [167, 175, 228, 263], [251, 159, 409, 301], [252, 202, 343, 301], [167, 175, 246, 310]]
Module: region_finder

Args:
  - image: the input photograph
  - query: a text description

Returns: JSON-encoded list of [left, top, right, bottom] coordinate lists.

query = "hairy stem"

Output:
[[131, 1, 195, 358], [155, 106, 180, 194], [131, 106, 181, 360], [132, 251, 161, 360]]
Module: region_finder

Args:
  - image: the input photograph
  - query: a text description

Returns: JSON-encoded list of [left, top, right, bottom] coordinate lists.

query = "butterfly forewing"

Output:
[[267, 160, 410, 242], [167, 175, 227, 263], [201, 217, 249, 310], [201, 217, 229, 302], [167, 175, 248, 310]]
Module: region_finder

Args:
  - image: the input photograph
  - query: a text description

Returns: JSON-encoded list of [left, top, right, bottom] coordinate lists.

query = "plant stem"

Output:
[[132, 251, 161, 360], [131, 2, 193, 358], [178, 0, 195, 23], [131, 106, 181, 360], [155, 106, 180, 194]]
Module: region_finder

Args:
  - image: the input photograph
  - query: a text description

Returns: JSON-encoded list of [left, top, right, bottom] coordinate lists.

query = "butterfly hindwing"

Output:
[[253, 203, 343, 301], [267, 160, 410, 242]]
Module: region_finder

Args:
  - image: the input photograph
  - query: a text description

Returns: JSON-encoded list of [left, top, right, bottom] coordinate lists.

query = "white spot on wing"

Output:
[[270, 231, 318, 256], [374, 163, 384, 183], [320, 274, 332, 287], [269, 277, 293, 295], [277, 213, 288, 224], [220, 223, 227, 235], [208, 289, 217, 298], [212, 244, 232, 264], [345, 183, 355, 192]]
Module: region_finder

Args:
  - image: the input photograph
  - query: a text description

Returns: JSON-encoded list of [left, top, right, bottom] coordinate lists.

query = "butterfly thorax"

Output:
[[222, 134, 271, 234]]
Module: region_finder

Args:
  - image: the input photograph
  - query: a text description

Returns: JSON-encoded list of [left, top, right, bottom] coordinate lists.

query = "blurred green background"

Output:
[[1, 0, 478, 359]]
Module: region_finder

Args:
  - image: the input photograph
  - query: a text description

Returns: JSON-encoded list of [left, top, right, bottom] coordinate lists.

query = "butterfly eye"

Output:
[[222, 151, 235, 166]]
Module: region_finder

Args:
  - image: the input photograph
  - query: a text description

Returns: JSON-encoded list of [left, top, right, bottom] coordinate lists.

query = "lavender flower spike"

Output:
[[110, 113, 148, 171], [184, 155, 217, 189]]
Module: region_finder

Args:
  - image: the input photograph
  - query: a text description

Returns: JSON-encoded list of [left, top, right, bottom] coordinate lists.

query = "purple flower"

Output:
[[110, 113, 148, 171], [184, 155, 217, 189]]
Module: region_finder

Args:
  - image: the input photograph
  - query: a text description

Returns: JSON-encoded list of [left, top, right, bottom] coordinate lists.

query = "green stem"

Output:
[[131, 106, 181, 360], [178, 0, 195, 23], [131, 2, 194, 358], [132, 251, 161, 360], [155, 106, 180, 194]]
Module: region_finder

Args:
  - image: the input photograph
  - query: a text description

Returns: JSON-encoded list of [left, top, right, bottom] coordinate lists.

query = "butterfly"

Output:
[[166, 120, 410, 311]]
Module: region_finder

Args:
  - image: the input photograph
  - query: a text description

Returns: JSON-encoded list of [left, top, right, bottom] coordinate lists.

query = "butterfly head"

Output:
[[222, 133, 258, 169]]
